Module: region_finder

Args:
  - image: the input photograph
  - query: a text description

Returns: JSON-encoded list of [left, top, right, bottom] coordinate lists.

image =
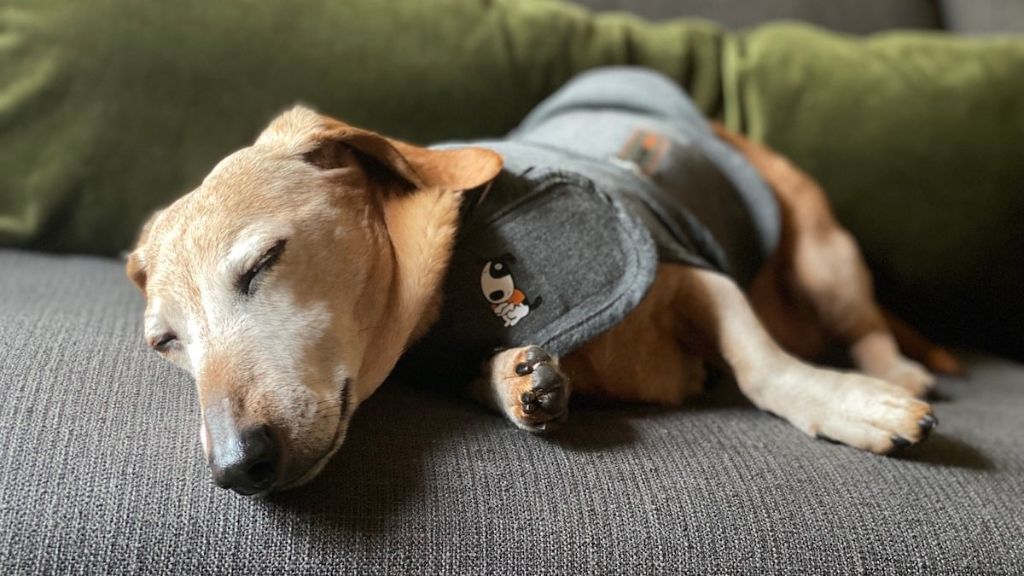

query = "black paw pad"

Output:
[[530, 363, 563, 395], [523, 346, 551, 365], [515, 346, 552, 376], [513, 348, 569, 432]]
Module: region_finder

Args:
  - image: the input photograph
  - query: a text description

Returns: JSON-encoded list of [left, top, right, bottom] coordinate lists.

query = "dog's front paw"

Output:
[[813, 373, 936, 455], [503, 346, 570, 433]]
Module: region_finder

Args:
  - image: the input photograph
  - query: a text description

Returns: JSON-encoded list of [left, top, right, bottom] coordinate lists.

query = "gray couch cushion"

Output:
[[1, 249, 1023, 574], [567, 0, 943, 33]]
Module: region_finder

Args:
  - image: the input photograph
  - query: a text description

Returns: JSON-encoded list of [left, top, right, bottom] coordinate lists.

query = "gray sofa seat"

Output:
[[2, 249, 1023, 574]]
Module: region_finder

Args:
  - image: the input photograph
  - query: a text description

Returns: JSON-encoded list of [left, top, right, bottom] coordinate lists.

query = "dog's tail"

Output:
[[883, 309, 963, 376]]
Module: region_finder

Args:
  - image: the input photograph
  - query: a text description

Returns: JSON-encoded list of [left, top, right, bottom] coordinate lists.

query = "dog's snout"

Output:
[[209, 424, 279, 495]]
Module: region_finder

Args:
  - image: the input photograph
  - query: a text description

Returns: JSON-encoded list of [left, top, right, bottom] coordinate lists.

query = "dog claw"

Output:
[[539, 392, 561, 410], [888, 435, 912, 454], [921, 409, 937, 428], [918, 412, 937, 435], [515, 362, 533, 376]]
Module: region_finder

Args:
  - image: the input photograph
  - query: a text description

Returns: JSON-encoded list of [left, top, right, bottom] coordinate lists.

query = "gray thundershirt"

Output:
[[402, 67, 780, 385]]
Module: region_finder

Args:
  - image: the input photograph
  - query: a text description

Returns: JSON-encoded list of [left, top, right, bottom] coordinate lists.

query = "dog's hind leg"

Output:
[[785, 213, 942, 397], [713, 124, 960, 396], [670, 264, 936, 454], [470, 345, 570, 433]]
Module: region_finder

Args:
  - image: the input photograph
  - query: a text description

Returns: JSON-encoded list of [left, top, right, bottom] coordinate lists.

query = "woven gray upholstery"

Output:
[[2, 249, 1023, 574]]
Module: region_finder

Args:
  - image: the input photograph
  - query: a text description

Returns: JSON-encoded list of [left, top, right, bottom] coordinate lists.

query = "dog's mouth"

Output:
[[268, 379, 353, 494]]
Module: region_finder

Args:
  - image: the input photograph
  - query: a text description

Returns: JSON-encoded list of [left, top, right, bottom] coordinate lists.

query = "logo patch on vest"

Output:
[[616, 130, 670, 177], [480, 254, 541, 327]]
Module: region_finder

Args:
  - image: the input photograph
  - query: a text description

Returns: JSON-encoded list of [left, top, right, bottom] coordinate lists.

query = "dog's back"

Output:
[[406, 68, 779, 383]]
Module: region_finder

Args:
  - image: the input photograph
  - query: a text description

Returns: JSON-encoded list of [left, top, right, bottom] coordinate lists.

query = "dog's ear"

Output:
[[125, 209, 163, 294], [257, 105, 502, 192]]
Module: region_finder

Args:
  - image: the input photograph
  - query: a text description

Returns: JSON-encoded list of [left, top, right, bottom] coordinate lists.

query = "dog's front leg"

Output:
[[470, 346, 570, 432], [675, 265, 936, 454]]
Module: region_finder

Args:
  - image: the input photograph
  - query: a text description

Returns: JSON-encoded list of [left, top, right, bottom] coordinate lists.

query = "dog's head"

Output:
[[127, 106, 501, 495]]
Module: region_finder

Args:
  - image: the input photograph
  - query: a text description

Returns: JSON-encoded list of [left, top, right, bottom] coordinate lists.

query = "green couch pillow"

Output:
[[723, 23, 1024, 356], [0, 0, 723, 255]]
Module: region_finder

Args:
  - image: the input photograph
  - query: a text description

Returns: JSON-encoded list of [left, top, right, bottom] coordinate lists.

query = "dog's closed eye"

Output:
[[237, 239, 288, 297], [150, 333, 178, 352]]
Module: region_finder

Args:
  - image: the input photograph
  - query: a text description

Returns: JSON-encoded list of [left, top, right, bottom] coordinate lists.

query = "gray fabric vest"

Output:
[[401, 68, 779, 385]]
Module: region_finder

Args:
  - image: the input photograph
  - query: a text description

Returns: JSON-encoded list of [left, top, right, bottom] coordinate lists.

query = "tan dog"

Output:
[[127, 106, 958, 496]]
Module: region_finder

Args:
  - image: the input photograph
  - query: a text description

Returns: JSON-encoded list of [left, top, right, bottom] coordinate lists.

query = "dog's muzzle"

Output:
[[206, 418, 280, 496]]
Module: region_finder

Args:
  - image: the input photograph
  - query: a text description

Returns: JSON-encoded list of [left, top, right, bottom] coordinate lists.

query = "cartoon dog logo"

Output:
[[480, 255, 540, 328]]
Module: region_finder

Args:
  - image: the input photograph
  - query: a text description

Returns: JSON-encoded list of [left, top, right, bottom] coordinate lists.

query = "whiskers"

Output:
[[312, 378, 352, 423], [313, 399, 344, 421]]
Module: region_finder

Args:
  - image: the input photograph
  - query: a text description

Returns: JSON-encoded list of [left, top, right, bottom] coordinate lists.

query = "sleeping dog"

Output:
[[127, 68, 959, 496]]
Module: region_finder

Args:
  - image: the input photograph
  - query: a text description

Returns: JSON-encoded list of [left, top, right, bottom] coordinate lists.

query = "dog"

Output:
[[127, 68, 959, 496]]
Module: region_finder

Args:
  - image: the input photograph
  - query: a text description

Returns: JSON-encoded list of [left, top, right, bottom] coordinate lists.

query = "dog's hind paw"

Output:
[[498, 345, 570, 433], [879, 359, 936, 398]]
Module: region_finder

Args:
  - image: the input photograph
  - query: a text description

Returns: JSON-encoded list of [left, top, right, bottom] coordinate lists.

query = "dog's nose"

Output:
[[209, 424, 279, 495]]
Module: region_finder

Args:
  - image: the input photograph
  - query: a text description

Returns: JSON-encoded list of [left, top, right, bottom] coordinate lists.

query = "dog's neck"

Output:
[[353, 186, 463, 400]]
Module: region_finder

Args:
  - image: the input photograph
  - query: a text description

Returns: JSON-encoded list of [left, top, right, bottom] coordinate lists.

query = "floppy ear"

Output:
[[125, 209, 163, 294], [257, 105, 502, 192]]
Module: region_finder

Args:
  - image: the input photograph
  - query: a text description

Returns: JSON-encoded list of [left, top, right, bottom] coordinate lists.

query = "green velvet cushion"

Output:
[[723, 23, 1024, 356], [0, 0, 723, 255]]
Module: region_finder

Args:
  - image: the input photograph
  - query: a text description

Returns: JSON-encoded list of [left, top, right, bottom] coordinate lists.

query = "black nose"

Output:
[[209, 424, 279, 495]]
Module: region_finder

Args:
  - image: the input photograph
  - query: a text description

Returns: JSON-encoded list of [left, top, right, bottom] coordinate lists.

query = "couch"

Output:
[[2, 1, 1022, 573]]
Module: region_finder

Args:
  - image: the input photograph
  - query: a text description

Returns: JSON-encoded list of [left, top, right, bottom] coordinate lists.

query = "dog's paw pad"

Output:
[[507, 346, 569, 433]]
